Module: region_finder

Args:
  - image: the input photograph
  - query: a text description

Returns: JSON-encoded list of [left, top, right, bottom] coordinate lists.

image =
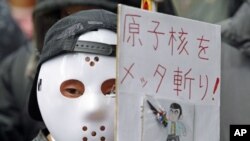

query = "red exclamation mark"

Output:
[[212, 77, 220, 100]]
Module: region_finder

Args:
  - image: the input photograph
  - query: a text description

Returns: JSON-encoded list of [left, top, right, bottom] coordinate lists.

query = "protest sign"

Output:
[[117, 4, 221, 141]]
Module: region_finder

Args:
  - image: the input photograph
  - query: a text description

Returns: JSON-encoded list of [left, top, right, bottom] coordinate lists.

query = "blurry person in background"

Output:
[[0, 0, 176, 141], [219, 0, 250, 141], [8, 0, 35, 40], [220, 0, 250, 53], [160, 1, 250, 141], [172, 0, 229, 23], [227, 0, 245, 17], [0, 0, 27, 63]]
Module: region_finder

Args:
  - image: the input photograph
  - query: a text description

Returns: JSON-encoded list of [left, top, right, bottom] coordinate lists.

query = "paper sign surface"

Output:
[[117, 4, 221, 141]]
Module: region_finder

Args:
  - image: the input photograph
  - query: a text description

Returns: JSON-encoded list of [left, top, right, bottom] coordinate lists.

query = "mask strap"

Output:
[[74, 41, 116, 56]]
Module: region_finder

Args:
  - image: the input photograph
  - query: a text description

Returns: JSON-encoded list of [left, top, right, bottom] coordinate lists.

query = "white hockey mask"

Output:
[[37, 29, 116, 141]]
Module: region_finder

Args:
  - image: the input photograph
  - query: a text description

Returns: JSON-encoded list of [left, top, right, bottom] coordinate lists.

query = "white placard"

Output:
[[117, 4, 220, 141]]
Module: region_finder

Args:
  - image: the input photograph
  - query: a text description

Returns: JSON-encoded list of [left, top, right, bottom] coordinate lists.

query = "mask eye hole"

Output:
[[60, 79, 84, 98], [101, 79, 115, 96]]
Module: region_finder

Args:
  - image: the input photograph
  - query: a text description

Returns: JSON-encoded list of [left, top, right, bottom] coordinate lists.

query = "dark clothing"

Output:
[[0, 1, 43, 140], [221, 43, 250, 141], [32, 130, 49, 141], [0, 43, 45, 141], [0, 0, 27, 62], [220, 0, 250, 141]]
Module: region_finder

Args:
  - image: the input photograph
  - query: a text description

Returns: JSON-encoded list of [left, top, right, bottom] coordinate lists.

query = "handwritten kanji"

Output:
[[123, 14, 142, 47], [148, 21, 165, 50], [168, 27, 189, 56], [174, 67, 194, 98]]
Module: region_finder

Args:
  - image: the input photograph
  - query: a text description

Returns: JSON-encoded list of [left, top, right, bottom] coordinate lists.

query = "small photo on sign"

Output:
[[142, 95, 194, 141]]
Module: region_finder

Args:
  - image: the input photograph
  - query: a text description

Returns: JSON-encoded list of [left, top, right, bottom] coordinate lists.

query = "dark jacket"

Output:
[[0, 43, 45, 141], [220, 0, 250, 141]]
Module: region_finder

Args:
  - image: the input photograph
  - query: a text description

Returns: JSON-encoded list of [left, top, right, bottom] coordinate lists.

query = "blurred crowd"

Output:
[[0, 0, 249, 141]]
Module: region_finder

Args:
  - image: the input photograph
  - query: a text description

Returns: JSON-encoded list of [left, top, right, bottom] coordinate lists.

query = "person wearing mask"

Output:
[[29, 9, 117, 141], [0, 1, 121, 140], [0, 0, 176, 140]]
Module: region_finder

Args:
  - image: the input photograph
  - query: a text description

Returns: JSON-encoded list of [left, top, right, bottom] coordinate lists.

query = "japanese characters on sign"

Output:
[[117, 4, 221, 141], [118, 6, 220, 104]]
